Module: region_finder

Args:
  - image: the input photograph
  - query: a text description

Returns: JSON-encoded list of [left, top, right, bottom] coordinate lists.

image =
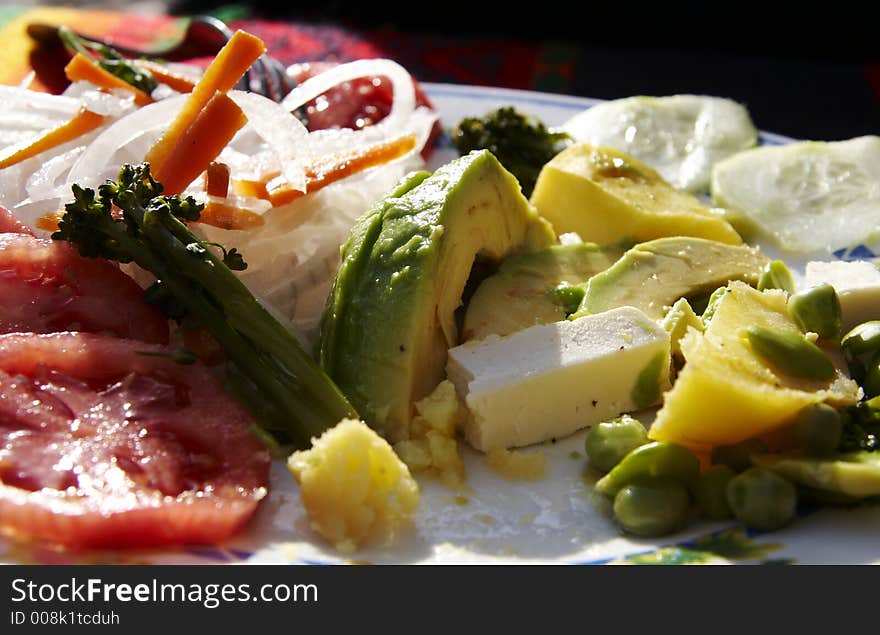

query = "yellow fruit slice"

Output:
[[649, 282, 861, 455], [530, 144, 742, 246]]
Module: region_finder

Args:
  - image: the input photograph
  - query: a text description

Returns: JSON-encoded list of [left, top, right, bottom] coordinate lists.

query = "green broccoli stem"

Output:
[[84, 189, 355, 448], [138, 208, 356, 445]]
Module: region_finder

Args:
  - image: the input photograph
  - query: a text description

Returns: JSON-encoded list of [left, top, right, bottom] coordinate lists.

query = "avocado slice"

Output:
[[461, 242, 622, 341], [573, 237, 770, 320], [753, 451, 880, 499], [320, 150, 555, 441], [530, 144, 743, 246]]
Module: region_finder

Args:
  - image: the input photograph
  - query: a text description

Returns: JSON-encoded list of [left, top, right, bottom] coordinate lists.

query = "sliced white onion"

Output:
[[0, 86, 80, 115], [66, 94, 187, 188], [281, 58, 416, 134], [78, 87, 136, 117], [26, 146, 85, 199], [228, 90, 310, 192], [18, 71, 36, 90]]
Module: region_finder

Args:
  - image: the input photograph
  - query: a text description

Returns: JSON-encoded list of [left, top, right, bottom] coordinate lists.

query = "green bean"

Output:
[[757, 260, 796, 295], [584, 414, 649, 474], [793, 403, 842, 456], [595, 441, 700, 497], [745, 326, 835, 380], [691, 464, 735, 520], [613, 479, 691, 537], [787, 283, 841, 340], [710, 438, 767, 473], [726, 467, 797, 531]]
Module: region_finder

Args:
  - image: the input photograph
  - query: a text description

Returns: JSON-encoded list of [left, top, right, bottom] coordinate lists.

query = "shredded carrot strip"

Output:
[[267, 133, 418, 206], [153, 92, 247, 196], [35, 211, 63, 233], [64, 53, 153, 106], [205, 161, 231, 198], [134, 60, 197, 94], [200, 201, 265, 230], [232, 178, 270, 200], [0, 108, 105, 170], [144, 30, 265, 174]]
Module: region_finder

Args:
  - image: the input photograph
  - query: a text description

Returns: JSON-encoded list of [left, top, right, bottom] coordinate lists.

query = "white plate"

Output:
[[2, 84, 879, 566]]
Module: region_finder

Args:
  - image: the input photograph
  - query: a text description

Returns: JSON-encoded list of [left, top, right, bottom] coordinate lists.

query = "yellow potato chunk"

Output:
[[530, 144, 742, 246], [393, 380, 467, 488], [288, 419, 420, 554], [649, 282, 861, 455]]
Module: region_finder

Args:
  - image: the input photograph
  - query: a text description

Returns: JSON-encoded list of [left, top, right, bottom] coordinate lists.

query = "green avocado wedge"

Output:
[[461, 242, 622, 342], [320, 150, 555, 441], [573, 236, 770, 320]]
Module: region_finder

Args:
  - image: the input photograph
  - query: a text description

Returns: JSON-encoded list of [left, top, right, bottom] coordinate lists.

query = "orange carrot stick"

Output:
[[153, 91, 247, 196], [0, 108, 105, 170], [64, 53, 154, 106], [144, 30, 265, 174], [199, 201, 265, 230], [231, 178, 270, 200], [134, 60, 197, 94], [35, 211, 63, 233], [205, 161, 231, 197], [267, 133, 418, 206]]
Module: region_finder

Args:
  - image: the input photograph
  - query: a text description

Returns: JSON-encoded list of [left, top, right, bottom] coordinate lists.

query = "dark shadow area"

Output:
[[167, 1, 878, 140]]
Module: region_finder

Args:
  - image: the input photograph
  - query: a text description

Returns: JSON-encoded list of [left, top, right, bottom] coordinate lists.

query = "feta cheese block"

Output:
[[446, 306, 672, 452], [804, 260, 880, 332]]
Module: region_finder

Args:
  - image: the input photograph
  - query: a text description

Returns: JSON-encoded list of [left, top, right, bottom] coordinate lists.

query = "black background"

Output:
[[173, 1, 879, 141]]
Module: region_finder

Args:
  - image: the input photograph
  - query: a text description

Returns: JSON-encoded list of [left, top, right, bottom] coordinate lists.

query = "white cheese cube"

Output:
[[446, 306, 671, 452], [804, 260, 880, 333]]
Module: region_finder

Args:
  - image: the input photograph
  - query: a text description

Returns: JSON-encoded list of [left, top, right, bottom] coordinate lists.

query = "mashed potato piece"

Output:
[[288, 419, 420, 554], [393, 380, 467, 488]]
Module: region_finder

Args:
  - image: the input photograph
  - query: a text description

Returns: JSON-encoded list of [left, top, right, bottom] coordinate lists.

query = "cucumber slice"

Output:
[[562, 95, 757, 193], [711, 136, 880, 255]]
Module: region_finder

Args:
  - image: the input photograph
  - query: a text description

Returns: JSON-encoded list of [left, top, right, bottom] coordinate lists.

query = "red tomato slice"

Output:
[[0, 233, 169, 344], [0, 205, 33, 236], [0, 332, 270, 549], [289, 61, 440, 156]]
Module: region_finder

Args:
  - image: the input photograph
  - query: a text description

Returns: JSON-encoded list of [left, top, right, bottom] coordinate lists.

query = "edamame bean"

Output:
[[595, 441, 700, 497], [757, 260, 796, 295], [549, 284, 586, 315], [841, 321, 880, 382], [613, 479, 691, 537], [745, 326, 835, 380], [691, 464, 735, 520], [862, 351, 880, 399], [787, 283, 841, 340], [726, 467, 797, 531], [710, 438, 767, 473], [842, 321, 880, 358], [584, 414, 649, 474], [793, 403, 842, 456]]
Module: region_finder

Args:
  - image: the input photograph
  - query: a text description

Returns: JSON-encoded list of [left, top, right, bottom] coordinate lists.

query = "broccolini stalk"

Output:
[[58, 25, 158, 95], [54, 163, 358, 448]]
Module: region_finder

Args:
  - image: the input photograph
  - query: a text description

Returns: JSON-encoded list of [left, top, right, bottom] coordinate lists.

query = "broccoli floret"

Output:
[[54, 164, 357, 448], [451, 106, 571, 196]]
